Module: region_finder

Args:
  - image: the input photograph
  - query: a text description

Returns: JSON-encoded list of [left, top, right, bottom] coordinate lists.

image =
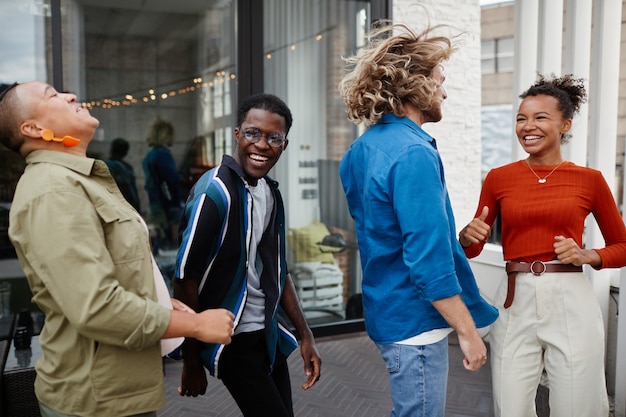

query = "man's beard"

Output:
[[421, 102, 443, 124]]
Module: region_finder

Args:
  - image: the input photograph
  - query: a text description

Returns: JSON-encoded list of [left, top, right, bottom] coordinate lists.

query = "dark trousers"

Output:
[[219, 330, 294, 417]]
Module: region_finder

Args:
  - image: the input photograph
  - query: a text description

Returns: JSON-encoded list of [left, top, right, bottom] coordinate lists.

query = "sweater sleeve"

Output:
[[391, 145, 462, 301], [590, 170, 626, 268], [463, 169, 500, 259]]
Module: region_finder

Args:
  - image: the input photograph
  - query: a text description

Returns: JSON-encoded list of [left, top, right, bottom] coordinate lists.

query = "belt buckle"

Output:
[[530, 261, 546, 276]]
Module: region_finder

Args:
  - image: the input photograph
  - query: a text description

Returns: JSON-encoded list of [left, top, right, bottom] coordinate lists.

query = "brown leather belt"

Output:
[[503, 261, 583, 308]]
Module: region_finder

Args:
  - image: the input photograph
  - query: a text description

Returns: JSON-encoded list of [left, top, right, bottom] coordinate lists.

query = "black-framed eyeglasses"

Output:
[[0, 82, 19, 104], [241, 127, 286, 148]]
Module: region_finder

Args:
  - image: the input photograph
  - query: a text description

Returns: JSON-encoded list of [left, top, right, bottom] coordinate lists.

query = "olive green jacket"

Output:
[[9, 150, 170, 416]]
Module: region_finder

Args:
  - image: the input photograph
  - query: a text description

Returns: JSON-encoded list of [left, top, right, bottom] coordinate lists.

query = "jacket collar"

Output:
[[26, 149, 96, 176]]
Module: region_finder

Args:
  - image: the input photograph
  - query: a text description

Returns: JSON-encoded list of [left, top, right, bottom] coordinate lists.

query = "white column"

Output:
[[512, 0, 540, 161], [562, 0, 592, 166], [618, 107, 626, 417], [587, 0, 623, 402], [617, 268, 626, 417], [588, 0, 621, 184], [538, 0, 563, 74]]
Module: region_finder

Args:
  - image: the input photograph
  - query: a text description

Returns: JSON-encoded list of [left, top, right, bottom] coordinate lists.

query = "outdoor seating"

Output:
[[0, 314, 40, 417]]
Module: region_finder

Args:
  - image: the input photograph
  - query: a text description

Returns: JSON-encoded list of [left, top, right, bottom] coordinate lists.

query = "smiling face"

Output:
[[515, 94, 571, 161], [233, 108, 289, 185], [18, 81, 99, 144]]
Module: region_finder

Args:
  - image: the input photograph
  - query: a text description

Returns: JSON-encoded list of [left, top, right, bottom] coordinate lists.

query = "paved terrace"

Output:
[[158, 332, 496, 417]]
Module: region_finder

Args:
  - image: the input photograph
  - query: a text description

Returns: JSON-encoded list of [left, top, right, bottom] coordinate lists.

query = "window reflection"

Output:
[[0, 0, 372, 331], [0, 1, 47, 82], [264, 0, 370, 325], [0, 1, 47, 260], [67, 0, 236, 217]]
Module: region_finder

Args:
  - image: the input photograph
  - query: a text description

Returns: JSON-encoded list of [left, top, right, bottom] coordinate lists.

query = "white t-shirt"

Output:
[[237, 178, 274, 334]]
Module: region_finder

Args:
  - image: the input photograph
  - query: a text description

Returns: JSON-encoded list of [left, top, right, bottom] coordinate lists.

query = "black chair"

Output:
[[1, 315, 41, 417], [0, 339, 9, 414], [3, 361, 39, 417]]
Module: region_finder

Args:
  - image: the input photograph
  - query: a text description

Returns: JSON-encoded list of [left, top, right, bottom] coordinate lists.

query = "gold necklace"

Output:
[[525, 160, 565, 184]]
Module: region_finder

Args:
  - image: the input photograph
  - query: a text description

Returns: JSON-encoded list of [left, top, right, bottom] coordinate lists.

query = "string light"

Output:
[[83, 25, 336, 110], [81, 70, 235, 110], [264, 25, 334, 59]]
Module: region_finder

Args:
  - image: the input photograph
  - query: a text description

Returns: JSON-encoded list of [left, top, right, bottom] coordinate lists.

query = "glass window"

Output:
[[1, 0, 383, 331], [481, 37, 513, 74], [496, 36, 514, 72], [0, 1, 49, 259], [264, 0, 369, 326], [0, 2, 48, 82], [481, 103, 513, 245], [62, 0, 236, 215], [481, 39, 496, 74]]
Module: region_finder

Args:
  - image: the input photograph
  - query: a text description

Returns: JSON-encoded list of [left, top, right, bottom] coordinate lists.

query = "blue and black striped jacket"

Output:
[[174, 155, 298, 377]]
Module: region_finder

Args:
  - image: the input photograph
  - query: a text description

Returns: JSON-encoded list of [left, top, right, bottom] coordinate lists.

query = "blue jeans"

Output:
[[376, 337, 449, 417]]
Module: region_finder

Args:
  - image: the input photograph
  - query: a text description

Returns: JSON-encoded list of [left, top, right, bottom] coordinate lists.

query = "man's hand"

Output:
[[459, 206, 490, 248], [279, 273, 322, 389], [457, 330, 488, 372], [299, 337, 321, 390], [194, 308, 235, 344], [178, 362, 208, 397], [431, 295, 487, 371]]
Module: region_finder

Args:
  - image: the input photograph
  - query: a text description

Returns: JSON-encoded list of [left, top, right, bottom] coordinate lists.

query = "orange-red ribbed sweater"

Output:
[[464, 160, 626, 267]]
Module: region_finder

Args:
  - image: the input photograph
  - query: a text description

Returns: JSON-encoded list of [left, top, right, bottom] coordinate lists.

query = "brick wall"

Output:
[[393, 0, 483, 231]]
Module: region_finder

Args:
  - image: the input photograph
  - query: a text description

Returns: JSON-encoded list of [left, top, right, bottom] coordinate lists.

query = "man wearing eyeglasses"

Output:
[[173, 93, 321, 417]]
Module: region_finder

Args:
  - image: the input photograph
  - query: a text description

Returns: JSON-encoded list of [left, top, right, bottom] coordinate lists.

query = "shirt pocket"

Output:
[[94, 203, 145, 265]]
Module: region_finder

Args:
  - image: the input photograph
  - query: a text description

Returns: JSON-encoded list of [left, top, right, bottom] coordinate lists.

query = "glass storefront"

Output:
[[264, 0, 370, 329], [0, 0, 383, 333], [0, 1, 47, 259]]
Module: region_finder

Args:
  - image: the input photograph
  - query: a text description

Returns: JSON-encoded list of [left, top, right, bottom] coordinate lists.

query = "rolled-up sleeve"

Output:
[[390, 145, 462, 302]]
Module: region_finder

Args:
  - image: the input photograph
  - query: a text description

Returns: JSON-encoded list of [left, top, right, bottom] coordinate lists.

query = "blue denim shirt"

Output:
[[340, 114, 498, 344]]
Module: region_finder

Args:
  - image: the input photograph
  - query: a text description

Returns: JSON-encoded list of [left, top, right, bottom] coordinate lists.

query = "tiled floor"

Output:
[[157, 332, 495, 417]]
